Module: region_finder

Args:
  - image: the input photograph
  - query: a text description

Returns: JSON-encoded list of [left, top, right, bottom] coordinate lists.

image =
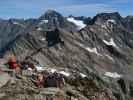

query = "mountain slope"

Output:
[[1, 10, 133, 100]]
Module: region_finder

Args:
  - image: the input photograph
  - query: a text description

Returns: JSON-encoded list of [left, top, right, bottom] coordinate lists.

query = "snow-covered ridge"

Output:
[[41, 38, 45, 41], [67, 17, 86, 30], [104, 72, 122, 78]]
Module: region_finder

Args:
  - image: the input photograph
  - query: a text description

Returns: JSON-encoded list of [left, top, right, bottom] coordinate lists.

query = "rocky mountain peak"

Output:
[[95, 12, 121, 20], [91, 12, 123, 25], [39, 9, 62, 20], [37, 10, 76, 31]]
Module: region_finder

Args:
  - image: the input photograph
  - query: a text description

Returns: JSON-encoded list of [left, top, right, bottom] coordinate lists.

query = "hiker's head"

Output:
[[9, 56, 17, 63]]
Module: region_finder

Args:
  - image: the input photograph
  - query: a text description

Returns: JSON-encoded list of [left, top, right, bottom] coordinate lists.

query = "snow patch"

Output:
[[104, 72, 122, 78], [36, 65, 45, 71], [107, 19, 116, 24], [50, 69, 57, 73], [67, 17, 86, 30], [49, 68, 70, 77], [43, 20, 48, 23], [85, 47, 101, 56], [41, 38, 45, 41], [103, 38, 117, 47], [75, 42, 102, 56], [38, 20, 48, 25], [59, 71, 70, 77], [80, 73, 87, 78], [86, 47, 97, 53], [105, 54, 114, 61], [37, 27, 43, 31], [101, 25, 107, 29], [28, 68, 32, 71]]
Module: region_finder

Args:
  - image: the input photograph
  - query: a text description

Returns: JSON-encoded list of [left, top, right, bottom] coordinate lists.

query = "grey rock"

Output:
[[0, 73, 10, 88]]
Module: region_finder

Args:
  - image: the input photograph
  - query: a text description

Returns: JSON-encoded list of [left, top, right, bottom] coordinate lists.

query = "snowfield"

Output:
[[67, 17, 86, 30]]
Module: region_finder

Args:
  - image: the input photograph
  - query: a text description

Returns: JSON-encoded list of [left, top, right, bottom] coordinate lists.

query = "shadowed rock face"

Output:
[[46, 29, 63, 47], [125, 16, 133, 32], [1, 10, 133, 99]]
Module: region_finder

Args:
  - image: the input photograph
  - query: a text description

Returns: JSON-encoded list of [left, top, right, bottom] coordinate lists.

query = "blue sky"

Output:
[[0, 0, 133, 19]]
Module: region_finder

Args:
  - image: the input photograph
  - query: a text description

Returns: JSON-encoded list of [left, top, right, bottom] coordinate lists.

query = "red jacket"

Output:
[[8, 61, 20, 69]]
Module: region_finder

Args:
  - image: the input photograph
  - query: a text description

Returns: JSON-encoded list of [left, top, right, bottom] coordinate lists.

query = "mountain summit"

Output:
[[38, 10, 76, 31]]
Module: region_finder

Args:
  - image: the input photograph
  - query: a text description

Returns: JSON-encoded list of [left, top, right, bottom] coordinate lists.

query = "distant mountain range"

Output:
[[1, 10, 133, 99]]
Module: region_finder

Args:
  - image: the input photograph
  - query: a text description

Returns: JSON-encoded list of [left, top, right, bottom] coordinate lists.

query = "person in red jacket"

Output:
[[8, 56, 21, 73]]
